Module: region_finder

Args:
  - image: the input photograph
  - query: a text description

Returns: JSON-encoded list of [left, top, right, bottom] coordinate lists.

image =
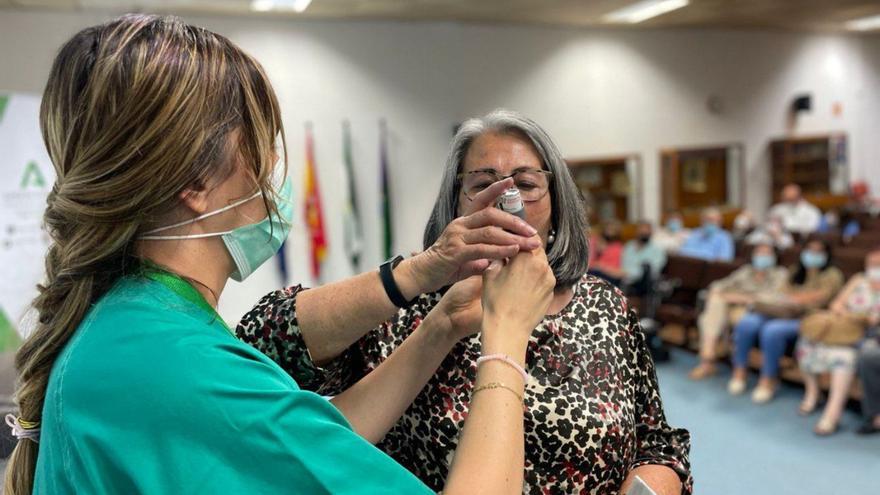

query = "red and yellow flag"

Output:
[[304, 124, 327, 280]]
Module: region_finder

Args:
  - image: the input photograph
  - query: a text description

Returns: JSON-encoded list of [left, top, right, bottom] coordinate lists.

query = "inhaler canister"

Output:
[[497, 187, 526, 220]]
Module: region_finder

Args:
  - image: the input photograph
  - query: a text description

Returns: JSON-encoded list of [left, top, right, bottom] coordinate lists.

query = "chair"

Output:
[[835, 247, 867, 279], [655, 255, 707, 336]]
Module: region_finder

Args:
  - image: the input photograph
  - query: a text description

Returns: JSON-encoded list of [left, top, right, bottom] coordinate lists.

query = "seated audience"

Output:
[[857, 326, 880, 435], [679, 207, 735, 262], [729, 238, 844, 403], [689, 242, 788, 379], [621, 221, 667, 301], [769, 183, 821, 235], [745, 214, 794, 250], [796, 248, 880, 435], [732, 210, 756, 241], [588, 220, 625, 285], [653, 212, 690, 253]]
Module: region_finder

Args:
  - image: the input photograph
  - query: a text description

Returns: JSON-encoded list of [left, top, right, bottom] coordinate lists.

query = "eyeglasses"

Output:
[[457, 169, 553, 202]]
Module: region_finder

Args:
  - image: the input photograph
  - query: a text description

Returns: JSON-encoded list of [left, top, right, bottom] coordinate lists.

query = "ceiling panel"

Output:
[[1, 0, 879, 33]]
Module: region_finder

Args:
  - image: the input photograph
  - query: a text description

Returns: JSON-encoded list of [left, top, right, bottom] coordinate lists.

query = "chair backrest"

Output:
[[703, 260, 743, 287], [663, 254, 708, 290], [834, 247, 867, 280], [845, 233, 880, 250]]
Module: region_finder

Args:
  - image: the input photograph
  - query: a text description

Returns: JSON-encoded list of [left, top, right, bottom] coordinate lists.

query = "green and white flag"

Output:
[[0, 93, 55, 341], [341, 120, 363, 272]]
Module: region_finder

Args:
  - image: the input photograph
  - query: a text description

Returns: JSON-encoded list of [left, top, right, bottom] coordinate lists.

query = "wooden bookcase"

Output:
[[567, 156, 641, 226], [770, 133, 849, 210]]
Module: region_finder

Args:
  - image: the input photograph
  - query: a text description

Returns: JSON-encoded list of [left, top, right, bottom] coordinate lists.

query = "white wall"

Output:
[[1, 9, 878, 324]]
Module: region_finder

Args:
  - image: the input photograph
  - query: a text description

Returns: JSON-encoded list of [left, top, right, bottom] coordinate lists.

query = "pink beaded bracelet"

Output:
[[475, 354, 530, 383]]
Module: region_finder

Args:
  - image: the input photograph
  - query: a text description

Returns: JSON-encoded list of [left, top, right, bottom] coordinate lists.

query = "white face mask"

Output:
[[867, 267, 880, 283]]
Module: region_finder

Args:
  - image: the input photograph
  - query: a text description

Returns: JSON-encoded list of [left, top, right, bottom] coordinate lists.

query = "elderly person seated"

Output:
[[689, 242, 789, 380], [622, 221, 667, 297], [796, 247, 880, 435], [588, 220, 626, 286], [238, 109, 692, 494], [678, 207, 734, 262], [653, 212, 690, 253], [769, 183, 822, 236], [857, 326, 880, 435], [745, 214, 794, 250]]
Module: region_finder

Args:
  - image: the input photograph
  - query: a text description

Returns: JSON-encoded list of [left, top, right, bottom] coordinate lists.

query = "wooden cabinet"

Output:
[[660, 144, 745, 218], [567, 156, 641, 225], [770, 133, 848, 210]]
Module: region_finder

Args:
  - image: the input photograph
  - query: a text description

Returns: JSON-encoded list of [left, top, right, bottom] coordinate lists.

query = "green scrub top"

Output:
[[34, 271, 433, 494]]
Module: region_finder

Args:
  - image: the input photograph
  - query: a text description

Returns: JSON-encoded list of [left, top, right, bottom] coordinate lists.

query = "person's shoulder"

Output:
[[825, 266, 845, 280], [579, 274, 628, 308], [769, 202, 787, 212]]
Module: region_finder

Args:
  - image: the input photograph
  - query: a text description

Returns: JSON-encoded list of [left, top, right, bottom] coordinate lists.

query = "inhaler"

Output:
[[497, 187, 527, 220]]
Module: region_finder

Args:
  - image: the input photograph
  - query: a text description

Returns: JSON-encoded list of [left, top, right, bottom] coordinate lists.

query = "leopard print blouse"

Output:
[[237, 275, 692, 494]]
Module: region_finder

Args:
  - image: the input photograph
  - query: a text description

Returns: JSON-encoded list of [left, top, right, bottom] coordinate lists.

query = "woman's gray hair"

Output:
[[423, 109, 590, 288]]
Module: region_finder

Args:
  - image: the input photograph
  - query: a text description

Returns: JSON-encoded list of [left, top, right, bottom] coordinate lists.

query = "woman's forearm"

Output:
[[329, 313, 458, 444], [444, 329, 528, 495], [296, 257, 430, 363], [620, 465, 682, 495]]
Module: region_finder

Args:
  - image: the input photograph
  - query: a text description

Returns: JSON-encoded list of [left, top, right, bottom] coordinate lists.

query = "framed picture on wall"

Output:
[[681, 159, 708, 193]]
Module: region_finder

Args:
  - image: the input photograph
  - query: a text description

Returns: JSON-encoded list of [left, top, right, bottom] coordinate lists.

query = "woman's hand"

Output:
[[433, 276, 484, 342], [405, 178, 541, 295], [480, 245, 555, 356]]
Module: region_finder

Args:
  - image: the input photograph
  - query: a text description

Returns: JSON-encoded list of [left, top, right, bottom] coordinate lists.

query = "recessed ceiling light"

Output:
[[845, 14, 880, 31], [250, 0, 313, 13], [603, 0, 690, 24]]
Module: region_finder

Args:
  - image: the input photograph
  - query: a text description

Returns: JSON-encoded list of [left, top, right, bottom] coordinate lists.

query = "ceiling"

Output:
[[2, 0, 880, 33]]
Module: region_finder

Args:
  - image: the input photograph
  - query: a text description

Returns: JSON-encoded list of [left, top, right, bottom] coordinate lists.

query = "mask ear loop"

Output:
[[142, 190, 262, 236]]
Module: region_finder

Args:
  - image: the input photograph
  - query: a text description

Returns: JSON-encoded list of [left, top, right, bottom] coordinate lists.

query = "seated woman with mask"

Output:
[[689, 242, 789, 380], [5, 16, 556, 494], [728, 238, 844, 403], [239, 110, 693, 495], [796, 247, 880, 435]]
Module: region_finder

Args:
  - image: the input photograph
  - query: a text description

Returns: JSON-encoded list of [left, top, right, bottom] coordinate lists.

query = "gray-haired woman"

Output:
[[238, 109, 692, 494]]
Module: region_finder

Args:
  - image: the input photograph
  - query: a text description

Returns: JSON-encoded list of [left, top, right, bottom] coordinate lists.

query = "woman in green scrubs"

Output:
[[4, 14, 555, 495]]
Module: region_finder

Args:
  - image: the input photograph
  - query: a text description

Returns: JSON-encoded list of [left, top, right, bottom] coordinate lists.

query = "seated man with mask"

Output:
[[678, 207, 734, 262], [622, 221, 667, 296]]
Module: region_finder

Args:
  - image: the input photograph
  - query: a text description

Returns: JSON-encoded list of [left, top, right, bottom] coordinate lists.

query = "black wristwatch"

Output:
[[379, 255, 416, 308]]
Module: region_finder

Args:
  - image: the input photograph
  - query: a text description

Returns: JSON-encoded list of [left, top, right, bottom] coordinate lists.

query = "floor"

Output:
[[655, 349, 879, 494]]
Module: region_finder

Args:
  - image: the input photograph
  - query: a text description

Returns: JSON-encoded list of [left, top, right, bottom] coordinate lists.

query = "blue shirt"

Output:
[[678, 227, 735, 262]]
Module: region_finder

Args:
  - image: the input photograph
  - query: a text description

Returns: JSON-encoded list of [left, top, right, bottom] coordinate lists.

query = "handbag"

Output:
[[751, 294, 805, 319], [799, 311, 866, 346]]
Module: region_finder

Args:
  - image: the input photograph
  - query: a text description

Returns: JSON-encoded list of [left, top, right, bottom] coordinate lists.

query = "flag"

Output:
[[379, 119, 393, 260], [341, 120, 364, 272], [303, 123, 327, 281]]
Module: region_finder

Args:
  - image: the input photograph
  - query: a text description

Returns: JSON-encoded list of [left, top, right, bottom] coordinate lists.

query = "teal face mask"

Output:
[[751, 254, 776, 271], [800, 250, 828, 269], [141, 177, 293, 282]]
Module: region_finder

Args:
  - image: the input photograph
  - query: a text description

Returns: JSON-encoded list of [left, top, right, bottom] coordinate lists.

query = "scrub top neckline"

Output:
[[141, 266, 233, 336]]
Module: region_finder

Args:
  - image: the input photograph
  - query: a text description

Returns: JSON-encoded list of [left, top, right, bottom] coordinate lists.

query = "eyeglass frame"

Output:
[[456, 168, 554, 202]]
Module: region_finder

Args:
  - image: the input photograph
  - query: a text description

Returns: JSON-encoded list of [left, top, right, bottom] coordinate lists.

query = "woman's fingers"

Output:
[[461, 243, 520, 263], [461, 226, 528, 248], [463, 177, 515, 215], [459, 207, 537, 239]]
